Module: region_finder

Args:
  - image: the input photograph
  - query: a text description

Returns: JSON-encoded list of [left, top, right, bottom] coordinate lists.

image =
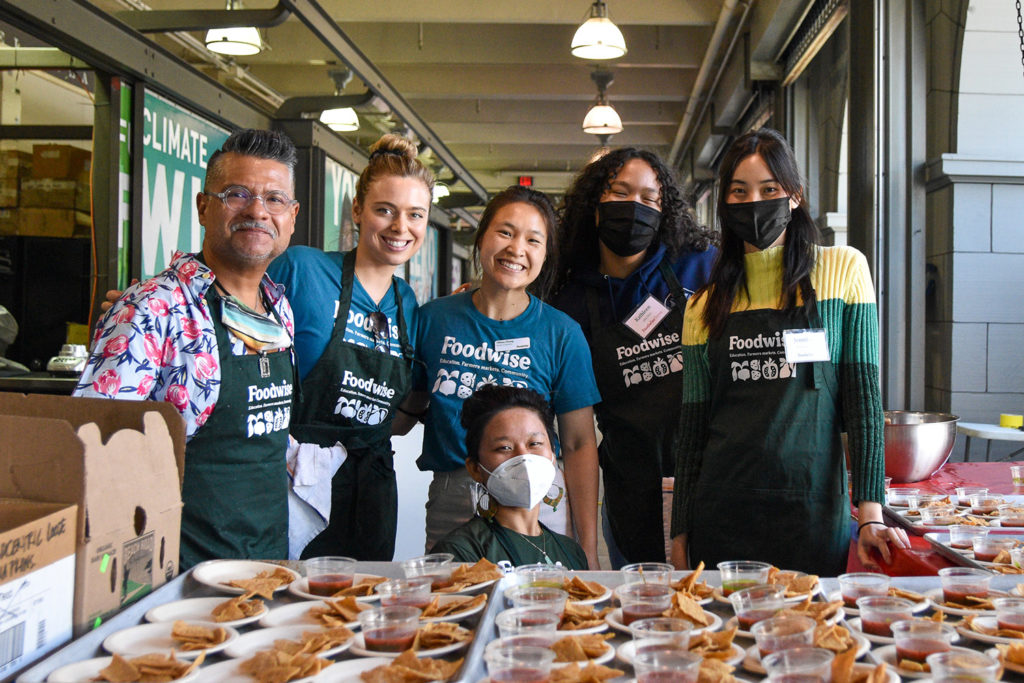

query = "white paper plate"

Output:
[[190, 559, 299, 596], [145, 596, 266, 628], [420, 595, 488, 623], [872, 644, 978, 679], [223, 624, 354, 659], [287, 573, 386, 602], [567, 583, 613, 606], [314, 657, 396, 682], [551, 640, 615, 668], [349, 632, 469, 658], [258, 600, 359, 629], [617, 640, 743, 667], [606, 607, 722, 636], [190, 658, 317, 683], [47, 656, 201, 683], [828, 590, 929, 617], [955, 615, 1024, 644], [434, 577, 500, 595], [557, 619, 611, 636], [925, 587, 999, 615], [102, 621, 238, 659]]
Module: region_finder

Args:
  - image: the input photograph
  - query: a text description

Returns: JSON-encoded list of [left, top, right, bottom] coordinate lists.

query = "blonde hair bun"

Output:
[[368, 134, 418, 162]]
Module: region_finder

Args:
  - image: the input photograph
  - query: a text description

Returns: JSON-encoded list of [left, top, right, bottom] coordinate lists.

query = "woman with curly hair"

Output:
[[550, 148, 717, 567]]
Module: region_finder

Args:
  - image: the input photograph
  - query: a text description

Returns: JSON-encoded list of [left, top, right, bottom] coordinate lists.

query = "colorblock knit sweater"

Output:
[[670, 244, 885, 538]]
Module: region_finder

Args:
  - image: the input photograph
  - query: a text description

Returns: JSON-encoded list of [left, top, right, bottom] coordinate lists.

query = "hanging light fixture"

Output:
[[582, 68, 623, 136], [318, 68, 360, 132], [205, 0, 263, 56], [571, 1, 627, 60]]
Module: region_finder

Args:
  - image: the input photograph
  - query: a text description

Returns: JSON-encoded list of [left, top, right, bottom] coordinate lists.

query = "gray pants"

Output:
[[424, 467, 571, 553]]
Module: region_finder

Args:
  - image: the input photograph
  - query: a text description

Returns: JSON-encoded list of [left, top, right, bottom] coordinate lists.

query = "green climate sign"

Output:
[[323, 155, 358, 253], [141, 91, 229, 278]]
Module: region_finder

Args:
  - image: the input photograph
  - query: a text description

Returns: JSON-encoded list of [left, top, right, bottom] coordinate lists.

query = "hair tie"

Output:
[[369, 148, 406, 161]]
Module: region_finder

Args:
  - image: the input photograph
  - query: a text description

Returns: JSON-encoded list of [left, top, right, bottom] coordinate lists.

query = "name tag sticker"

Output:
[[783, 329, 830, 363], [624, 295, 670, 339], [495, 337, 531, 352]]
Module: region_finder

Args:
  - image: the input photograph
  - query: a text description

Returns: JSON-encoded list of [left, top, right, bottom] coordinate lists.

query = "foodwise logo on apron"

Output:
[[333, 370, 396, 426], [727, 332, 797, 382], [245, 380, 293, 437], [614, 331, 684, 389]]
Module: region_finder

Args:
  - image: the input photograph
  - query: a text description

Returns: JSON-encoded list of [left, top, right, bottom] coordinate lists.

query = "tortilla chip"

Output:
[[170, 620, 228, 650], [689, 625, 737, 659], [898, 659, 928, 673], [888, 587, 924, 602], [95, 651, 204, 683], [563, 576, 607, 601], [412, 621, 473, 650], [830, 646, 859, 683], [434, 558, 503, 592], [697, 658, 738, 683], [360, 650, 463, 682], [814, 623, 855, 653], [224, 567, 294, 598], [210, 595, 263, 622], [664, 591, 711, 626], [333, 575, 389, 597], [559, 602, 606, 630], [998, 642, 1024, 665], [420, 594, 487, 618], [549, 662, 625, 683], [310, 596, 368, 625], [777, 598, 843, 623]]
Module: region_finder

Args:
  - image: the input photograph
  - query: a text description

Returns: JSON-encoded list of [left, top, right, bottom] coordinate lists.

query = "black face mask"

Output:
[[597, 201, 661, 257], [722, 197, 792, 250]]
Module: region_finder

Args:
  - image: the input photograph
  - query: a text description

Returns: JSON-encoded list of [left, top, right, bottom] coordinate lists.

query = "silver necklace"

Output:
[[515, 529, 552, 565]]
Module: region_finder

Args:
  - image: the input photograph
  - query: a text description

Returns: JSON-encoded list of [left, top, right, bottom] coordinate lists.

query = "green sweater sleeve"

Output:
[[670, 336, 711, 538]]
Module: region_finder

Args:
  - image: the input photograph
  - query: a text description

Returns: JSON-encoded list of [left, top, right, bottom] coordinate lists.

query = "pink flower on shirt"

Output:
[[178, 260, 198, 283], [150, 299, 169, 317], [136, 374, 154, 396], [181, 318, 201, 340], [102, 334, 128, 357], [172, 287, 186, 305], [144, 334, 164, 367], [93, 369, 121, 396], [196, 404, 214, 427], [112, 305, 135, 325], [166, 384, 189, 411], [194, 352, 217, 380], [161, 338, 177, 365]]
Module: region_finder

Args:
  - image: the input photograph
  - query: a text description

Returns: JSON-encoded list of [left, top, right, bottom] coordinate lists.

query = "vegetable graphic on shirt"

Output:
[[456, 372, 475, 398], [779, 359, 795, 378], [669, 352, 683, 372], [434, 370, 458, 396], [750, 359, 761, 381], [335, 396, 357, 418], [653, 357, 669, 377], [622, 366, 642, 387], [761, 357, 779, 380], [476, 374, 498, 389], [732, 360, 750, 381], [640, 361, 653, 382]]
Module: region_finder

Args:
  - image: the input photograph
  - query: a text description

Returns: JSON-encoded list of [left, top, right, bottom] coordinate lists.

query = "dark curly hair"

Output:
[[472, 185, 559, 300], [552, 147, 716, 296], [461, 385, 557, 464]]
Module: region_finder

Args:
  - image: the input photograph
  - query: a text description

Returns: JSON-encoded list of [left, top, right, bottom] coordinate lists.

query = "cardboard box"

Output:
[[0, 177, 17, 208], [0, 500, 77, 678], [31, 144, 90, 180], [20, 179, 79, 209], [0, 150, 32, 179], [0, 394, 185, 635], [17, 208, 90, 238]]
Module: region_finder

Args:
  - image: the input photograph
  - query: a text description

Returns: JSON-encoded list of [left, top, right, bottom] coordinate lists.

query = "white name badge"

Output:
[[624, 295, 670, 339], [495, 337, 531, 352], [783, 328, 830, 363]]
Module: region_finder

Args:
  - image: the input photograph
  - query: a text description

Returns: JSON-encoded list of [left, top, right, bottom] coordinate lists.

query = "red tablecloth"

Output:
[[846, 461, 1024, 576]]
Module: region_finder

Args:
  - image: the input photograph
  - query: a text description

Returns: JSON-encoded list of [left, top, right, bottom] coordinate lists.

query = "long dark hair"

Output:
[[461, 385, 557, 463], [552, 147, 716, 296], [472, 185, 559, 300], [700, 128, 820, 339]]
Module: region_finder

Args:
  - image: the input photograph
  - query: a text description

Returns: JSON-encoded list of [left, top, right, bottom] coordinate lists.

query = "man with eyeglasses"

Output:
[[75, 129, 300, 569]]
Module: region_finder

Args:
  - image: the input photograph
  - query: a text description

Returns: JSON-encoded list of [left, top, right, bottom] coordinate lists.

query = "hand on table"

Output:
[[857, 522, 910, 571]]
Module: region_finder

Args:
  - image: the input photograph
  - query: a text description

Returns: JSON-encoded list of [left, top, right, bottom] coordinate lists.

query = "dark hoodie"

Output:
[[550, 243, 717, 340]]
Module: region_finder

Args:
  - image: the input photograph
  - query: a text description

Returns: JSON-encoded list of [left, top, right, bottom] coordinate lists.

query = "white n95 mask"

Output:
[[479, 454, 557, 509]]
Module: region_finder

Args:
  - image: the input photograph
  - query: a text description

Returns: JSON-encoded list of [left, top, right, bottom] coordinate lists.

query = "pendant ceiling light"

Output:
[[582, 68, 623, 136], [571, 1, 627, 60], [319, 107, 359, 132], [205, 1, 262, 56]]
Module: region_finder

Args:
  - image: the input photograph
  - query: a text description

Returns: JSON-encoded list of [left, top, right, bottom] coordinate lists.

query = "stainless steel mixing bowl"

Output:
[[884, 410, 959, 483]]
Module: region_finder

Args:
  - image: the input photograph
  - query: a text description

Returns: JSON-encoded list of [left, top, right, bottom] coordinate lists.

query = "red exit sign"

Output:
[[517, 175, 533, 187]]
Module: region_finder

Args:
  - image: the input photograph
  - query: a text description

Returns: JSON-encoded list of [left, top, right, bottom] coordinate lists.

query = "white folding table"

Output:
[[957, 421, 1024, 461]]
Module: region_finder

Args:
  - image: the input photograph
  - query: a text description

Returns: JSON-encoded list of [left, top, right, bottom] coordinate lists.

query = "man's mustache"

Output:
[[231, 220, 278, 239]]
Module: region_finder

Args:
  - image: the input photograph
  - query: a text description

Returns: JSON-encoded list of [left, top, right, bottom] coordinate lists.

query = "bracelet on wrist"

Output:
[[857, 520, 887, 533]]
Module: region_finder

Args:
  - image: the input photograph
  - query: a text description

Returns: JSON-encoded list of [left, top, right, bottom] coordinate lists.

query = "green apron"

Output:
[[292, 250, 413, 560], [585, 259, 688, 562], [688, 294, 849, 575], [180, 288, 292, 570]]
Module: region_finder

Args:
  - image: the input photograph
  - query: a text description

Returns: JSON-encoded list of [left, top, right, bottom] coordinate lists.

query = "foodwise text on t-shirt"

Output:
[[440, 336, 532, 370]]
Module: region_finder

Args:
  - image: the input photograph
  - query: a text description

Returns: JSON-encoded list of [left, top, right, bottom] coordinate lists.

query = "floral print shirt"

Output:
[[74, 251, 295, 440]]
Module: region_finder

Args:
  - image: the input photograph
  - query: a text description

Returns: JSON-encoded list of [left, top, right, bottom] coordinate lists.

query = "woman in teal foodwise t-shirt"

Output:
[[406, 185, 602, 569]]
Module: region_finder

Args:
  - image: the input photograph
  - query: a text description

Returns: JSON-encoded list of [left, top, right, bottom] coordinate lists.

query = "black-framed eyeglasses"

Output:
[[205, 185, 297, 215], [368, 311, 390, 353]]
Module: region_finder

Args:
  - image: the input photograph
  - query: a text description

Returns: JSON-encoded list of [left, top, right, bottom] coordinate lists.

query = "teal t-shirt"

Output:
[[413, 290, 601, 472], [431, 516, 588, 569], [267, 246, 419, 380]]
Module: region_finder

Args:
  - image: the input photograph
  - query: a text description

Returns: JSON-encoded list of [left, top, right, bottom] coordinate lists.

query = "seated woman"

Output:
[[431, 385, 588, 569]]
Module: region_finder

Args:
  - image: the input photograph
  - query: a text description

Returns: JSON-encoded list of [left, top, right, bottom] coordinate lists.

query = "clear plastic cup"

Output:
[[938, 567, 992, 605], [485, 633, 560, 654], [620, 562, 675, 586], [514, 563, 566, 589], [955, 486, 988, 505], [356, 605, 421, 652], [891, 620, 956, 667], [751, 615, 817, 658], [728, 584, 786, 630], [507, 586, 568, 615], [614, 582, 676, 626], [855, 596, 916, 637], [303, 555, 356, 597], [717, 560, 773, 596], [911, 493, 949, 510], [998, 504, 1024, 528], [927, 650, 1001, 680], [494, 607, 561, 638], [887, 488, 920, 507], [628, 617, 693, 647], [948, 524, 988, 550], [375, 578, 433, 609], [1012, 465, 1024, 486], [920, 503, 958, 526], [484, 645, 556, 683], [633, 646, 702, 683], [837, 573, 891, 609], [968, 493, 1005, 515], [762, 647, 835, 682], [972, 535, 1016, 562], [401, 553, 454, 590], [992, 597, 1024, 633]]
